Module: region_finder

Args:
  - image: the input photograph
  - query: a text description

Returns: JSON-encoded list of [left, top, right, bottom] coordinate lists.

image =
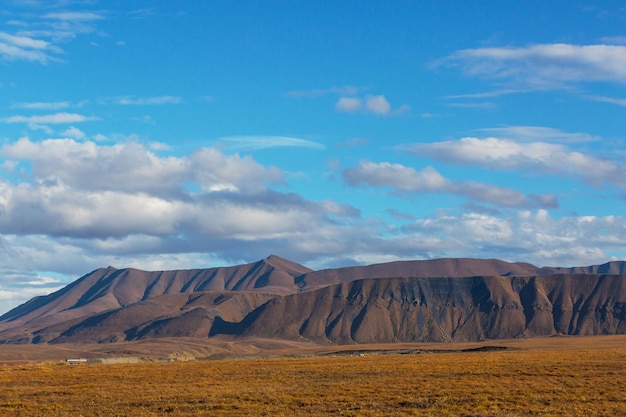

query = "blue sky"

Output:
[[1, 0, 626, 313]]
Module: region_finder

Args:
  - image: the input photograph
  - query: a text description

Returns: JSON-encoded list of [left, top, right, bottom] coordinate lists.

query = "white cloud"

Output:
[[43, 12, 105, 22], [0, 137, 349, 241], [440, 43, 626, 89], [1, 138, 284, 197], [190, 147, 283, 193], [114, 95, 183, 105], [335, 97, 362, 112], [477, 126, 599, 143], [443, 89, 522, 99], [406, 137, 626, 188], [11, 101, 72, 110], [342, 161, 556, 208], [60, 126, 85, 139], [403, 210, 626, 266], [344, 162, 449, 191], [26, 123, 54, 134], [365, 95, 391, 114], [0, 39, 52, 63], [1, 113, 95, 124], [0, 31, 48, 49], [585, 95, 626, 107], [0, 9, 106, 65], [0, 139, 349, 248], [285, 85, 368, 98], [149, 141, 171, 151], [218, 135, 325, 151], [600, 36, 626, 45], [336, 95, 409, 115]]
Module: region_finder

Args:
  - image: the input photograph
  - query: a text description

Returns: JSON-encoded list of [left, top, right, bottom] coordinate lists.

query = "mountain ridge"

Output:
[[1, 256, 625, 345]]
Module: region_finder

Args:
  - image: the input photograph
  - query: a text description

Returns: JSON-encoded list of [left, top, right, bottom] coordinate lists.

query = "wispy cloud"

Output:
[[0, 31, 48, 49], [0, 30, 55, 63], [111, 95, 183, 105], [11, 100, 73, 110], [584, 94, 626, 107], [447, 102, 495, 109], [476, 126, 600, 143], [0, 7, 106, 63], [443, 89, 522, 99], [43, 12, 104, 22], [438, 43, 626, 89], [600, 36, 626, 44], [218, 135, 325, 151], [285, 85, 367, 98], [1, 113, 96, 124]]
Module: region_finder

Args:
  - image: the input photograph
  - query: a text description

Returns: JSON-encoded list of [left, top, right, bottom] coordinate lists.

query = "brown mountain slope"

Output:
[[538, 261, 626, 275], [211, 274, 626, 343], [2, 291, 276, 344], [0, 255, 309, 331], [296, 258, 539, 291]]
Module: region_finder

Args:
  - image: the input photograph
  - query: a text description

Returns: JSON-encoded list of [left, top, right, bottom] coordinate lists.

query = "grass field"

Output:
[[1, 336, 625, 416]]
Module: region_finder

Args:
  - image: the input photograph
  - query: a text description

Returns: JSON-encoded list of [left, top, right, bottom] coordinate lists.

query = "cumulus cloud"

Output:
[[190, 148, 283, 193], [0, 138, 369, 250], [342, 161, 557, 208], [344, 162, 449, 191], [1, 138, 281, 197], [405, 137, 626, 188], [438, 43, 626, 89]]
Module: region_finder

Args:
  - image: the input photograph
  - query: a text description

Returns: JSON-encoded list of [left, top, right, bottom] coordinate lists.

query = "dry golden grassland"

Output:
[[1, 338, 625, 416]]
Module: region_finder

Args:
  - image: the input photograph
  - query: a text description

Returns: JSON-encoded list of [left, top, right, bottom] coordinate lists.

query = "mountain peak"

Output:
[[263, 255, 313, 275]]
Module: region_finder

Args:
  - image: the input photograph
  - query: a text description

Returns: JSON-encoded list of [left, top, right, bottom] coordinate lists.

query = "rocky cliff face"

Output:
[[211, 274, 626, 343], [1, 256, 624, 344]]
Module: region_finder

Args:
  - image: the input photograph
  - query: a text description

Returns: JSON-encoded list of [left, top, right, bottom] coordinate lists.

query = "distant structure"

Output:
[[66, 358, 87, 364]]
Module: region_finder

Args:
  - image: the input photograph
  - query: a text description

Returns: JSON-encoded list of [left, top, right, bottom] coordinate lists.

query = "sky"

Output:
[[1, 0, 626, 313]]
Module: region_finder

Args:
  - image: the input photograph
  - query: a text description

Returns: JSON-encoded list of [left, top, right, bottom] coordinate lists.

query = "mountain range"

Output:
[[1, 255, 625, 345]]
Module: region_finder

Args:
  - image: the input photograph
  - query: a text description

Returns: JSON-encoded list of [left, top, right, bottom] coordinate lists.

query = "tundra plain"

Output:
[[1, 335, 625, 416]]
